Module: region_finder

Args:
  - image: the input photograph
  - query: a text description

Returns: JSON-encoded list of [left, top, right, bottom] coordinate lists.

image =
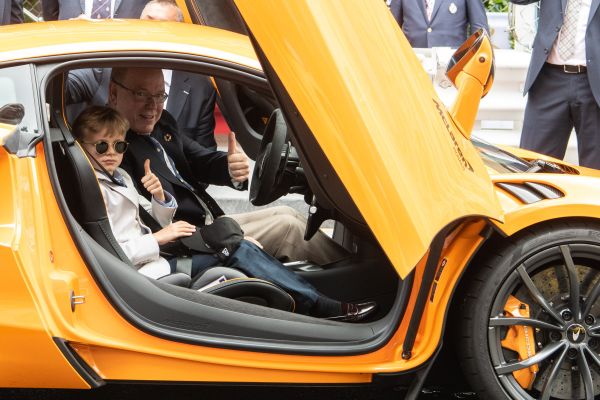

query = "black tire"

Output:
[[458, 221, 600, 400]]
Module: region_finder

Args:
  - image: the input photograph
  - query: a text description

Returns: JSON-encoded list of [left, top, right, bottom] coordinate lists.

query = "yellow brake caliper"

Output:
[[501, 295, 539, 389]]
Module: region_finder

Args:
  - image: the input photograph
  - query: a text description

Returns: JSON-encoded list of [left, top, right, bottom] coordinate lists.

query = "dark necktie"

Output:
[[91, 0, 111, 19], [146, 136, 224, 222]]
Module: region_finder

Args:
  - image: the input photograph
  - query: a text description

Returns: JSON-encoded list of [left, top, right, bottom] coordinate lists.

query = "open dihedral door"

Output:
[[233, 0, 503, 278]]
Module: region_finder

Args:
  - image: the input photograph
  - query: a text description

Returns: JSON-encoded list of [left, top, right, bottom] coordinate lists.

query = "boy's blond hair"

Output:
[[72, 106, 130, 142]]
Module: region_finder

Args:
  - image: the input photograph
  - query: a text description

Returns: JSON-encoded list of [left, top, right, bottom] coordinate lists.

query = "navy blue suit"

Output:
[[120, 111, 237, 227], [390, 0, 488, 48]]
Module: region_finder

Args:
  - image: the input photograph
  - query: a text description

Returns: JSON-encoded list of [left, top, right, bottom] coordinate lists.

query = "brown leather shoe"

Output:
[[328, 301, 377, 322]]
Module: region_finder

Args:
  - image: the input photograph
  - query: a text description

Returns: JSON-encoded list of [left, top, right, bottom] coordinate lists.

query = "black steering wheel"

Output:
[[250, 109, 298, 206]]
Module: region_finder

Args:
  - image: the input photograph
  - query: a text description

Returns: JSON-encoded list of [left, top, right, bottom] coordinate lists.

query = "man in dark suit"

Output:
[[390, 0, 488, 48], [111, 67, 348, 265], [42, 0, 149, 20], [0, 0, 23, 24], [511, 0, 600, 169]]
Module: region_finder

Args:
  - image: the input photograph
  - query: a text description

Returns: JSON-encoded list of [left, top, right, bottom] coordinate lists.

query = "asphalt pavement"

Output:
[[0, 385, 479, 399]]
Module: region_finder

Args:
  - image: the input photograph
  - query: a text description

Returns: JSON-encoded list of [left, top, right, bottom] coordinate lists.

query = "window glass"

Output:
[[0, 65, 37, 132]]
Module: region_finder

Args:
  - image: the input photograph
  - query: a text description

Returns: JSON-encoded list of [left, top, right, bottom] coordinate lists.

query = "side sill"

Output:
[[52, 337, 105, 388]]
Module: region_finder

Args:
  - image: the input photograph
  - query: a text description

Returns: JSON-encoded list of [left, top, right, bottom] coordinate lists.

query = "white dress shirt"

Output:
[[548, 0, 592, 66]]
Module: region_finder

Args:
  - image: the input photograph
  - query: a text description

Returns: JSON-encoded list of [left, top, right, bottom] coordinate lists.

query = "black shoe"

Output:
[[328, 301, 377, 322]]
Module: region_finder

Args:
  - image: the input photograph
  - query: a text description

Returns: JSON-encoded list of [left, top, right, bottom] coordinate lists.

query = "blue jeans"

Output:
[[225, 241, 320, 313], [168, 240, 320, 313]]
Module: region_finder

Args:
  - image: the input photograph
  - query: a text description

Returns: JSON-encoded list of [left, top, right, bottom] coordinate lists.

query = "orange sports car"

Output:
[[1, 1, 600, 399]]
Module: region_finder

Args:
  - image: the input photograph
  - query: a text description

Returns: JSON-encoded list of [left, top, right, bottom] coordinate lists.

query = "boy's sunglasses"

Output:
[[82, 140, 129, 154]]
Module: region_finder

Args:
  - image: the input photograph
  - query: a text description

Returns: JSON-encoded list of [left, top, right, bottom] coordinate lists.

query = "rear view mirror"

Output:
[[446, 29, 495, 137]]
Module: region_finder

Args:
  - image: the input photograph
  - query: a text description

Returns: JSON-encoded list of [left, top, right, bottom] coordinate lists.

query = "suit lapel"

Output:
[[166, 71, 191, 122], [589, 0, 600, 25], [430, 0, 445, 24], [96, 173, 139, 208], [414, 0, 427, 23]]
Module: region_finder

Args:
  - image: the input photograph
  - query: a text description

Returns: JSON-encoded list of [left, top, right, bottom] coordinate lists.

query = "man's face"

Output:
[[109, 69, 165, 134], [80, 128, 126, 174]]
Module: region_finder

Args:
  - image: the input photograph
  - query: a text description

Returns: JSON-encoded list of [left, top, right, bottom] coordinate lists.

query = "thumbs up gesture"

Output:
[[227, 132, 250, 183], [141, 159, 165, 202]]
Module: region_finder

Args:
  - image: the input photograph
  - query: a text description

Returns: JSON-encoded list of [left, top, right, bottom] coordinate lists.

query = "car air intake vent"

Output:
[[556, 163, 580, 175], [495, 182, 564, 204]]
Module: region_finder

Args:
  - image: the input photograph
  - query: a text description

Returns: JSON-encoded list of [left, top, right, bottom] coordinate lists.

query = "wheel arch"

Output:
[[431, 216, 600, 390]]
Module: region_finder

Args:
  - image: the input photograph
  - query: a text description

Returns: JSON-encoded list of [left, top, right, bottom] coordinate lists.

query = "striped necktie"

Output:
[[91, 0, 111, 19]]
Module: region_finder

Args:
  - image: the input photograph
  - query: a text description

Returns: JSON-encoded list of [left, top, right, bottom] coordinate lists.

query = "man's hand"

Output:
[[141, 159, 165, 202], [227, 132, 250, 183], [153, 221, 196, 245], [244, 236, 263, 249]]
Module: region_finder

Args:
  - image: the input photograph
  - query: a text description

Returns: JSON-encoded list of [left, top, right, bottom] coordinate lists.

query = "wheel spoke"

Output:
[[495, 340, 566, 375], [582, 272, 600, 319], [577, 346, 594, 400], [584, 346, 600, 369], [540, 345, 569, 400], [490, 316, 562, 331], [589, 323, 600, 337], [560, 245, 581, 319], [517, 265, 563, 324]]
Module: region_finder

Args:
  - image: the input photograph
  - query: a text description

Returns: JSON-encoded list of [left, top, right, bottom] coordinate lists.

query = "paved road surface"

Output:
[[0, 385, 478, 399]]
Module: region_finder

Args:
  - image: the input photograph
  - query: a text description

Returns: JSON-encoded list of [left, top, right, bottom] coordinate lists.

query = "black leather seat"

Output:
[[50, 125, 295, 312]]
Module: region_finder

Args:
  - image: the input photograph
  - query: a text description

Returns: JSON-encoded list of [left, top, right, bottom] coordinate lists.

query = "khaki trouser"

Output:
[[229, 206, 348, 265]]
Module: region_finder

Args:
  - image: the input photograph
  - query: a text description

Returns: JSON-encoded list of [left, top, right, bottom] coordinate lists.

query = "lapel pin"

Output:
[[449, 3, 458, 14], [164, 133, 173, 142]]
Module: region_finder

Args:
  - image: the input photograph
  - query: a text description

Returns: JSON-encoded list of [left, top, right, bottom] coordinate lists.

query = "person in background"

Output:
[[0, 0, 23, 25], [42, 0, 149, 20], [389, 0, 488, 48], [511, 0, 600, 169]]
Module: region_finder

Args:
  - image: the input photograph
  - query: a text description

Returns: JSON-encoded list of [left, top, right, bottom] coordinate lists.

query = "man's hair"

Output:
[[142, 0, 184, 22], [72, 106, 129, 141], [110, 67, 162, 87]]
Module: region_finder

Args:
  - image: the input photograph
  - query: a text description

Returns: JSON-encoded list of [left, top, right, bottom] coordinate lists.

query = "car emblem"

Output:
[[567, 324, 586, 344], [164, 133, 173, 142]]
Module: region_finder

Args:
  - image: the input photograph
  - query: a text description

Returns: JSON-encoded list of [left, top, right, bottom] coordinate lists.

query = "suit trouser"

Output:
[[521, 63, 600, 169], [229, 206, 349, 265]]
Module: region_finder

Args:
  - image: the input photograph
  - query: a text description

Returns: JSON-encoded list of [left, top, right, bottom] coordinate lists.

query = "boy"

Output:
[[72, 105, 376, 321], [72, 105, 196, 279]]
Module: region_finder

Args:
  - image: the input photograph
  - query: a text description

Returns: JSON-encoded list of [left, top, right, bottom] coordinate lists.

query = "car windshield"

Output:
[[472, 136, 532, 173]]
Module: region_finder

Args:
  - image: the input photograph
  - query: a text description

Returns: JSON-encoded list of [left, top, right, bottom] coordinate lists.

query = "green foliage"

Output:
[[484, 0, 509, 12]]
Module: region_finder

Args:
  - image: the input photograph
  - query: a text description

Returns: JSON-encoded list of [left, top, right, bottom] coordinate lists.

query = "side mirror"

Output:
[[446, 29, 495, 138]]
